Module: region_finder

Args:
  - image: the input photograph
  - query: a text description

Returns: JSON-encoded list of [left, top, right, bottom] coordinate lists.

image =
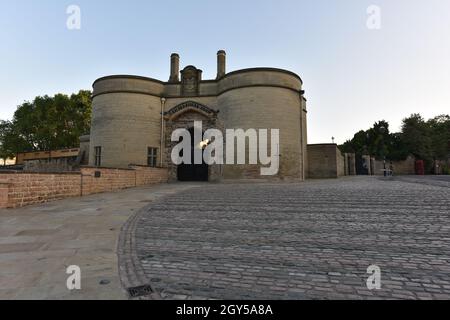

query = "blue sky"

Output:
[[1, 0, 449, 143]]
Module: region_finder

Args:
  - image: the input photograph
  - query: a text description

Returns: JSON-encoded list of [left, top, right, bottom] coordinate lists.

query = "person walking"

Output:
[[389, 161, 394, 176]]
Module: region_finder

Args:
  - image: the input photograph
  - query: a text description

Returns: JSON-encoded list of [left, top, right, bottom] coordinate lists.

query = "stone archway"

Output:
[[176, 127, 209, 182], [164, 101, 222, 182]]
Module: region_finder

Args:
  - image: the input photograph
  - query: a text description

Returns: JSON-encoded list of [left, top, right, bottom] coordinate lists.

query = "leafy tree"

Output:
[[427, 115, 450, 160], [388, 132, 409, 161], [339, 121, 398, 160], [366, 120, 391, 159], [0, 121, 14, 164], [340, 113, 450, 173], [401, 114, 432, 159], [0, 90, 92, 156]]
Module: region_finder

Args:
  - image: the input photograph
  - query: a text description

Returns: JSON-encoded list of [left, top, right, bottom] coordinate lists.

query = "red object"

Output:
[[415, 160, 425, 175]]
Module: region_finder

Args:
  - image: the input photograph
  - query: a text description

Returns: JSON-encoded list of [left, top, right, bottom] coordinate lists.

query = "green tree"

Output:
[[339, 121, 397, 160], [0, 121, 14, 164], [366, 120, 391, 159], [427, 114, 450, 160], [0, 90, 92, 156], [339, 113, 449, 172], [401, 114, 433, 165], [388, 132, 409, 161]]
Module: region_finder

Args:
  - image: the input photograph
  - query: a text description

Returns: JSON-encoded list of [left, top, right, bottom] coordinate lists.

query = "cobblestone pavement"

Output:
[[120, 176, 450, 300], [395, 175, 450, 188]]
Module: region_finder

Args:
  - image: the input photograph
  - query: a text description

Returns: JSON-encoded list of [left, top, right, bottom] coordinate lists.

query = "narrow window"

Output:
[[94, 146, 102, 167], [147, 147, 158, 167]]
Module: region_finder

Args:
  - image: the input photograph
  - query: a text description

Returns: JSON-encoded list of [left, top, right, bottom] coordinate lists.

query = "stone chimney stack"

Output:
[[169, 53, 180, 83], [216, 50, 226, 79]]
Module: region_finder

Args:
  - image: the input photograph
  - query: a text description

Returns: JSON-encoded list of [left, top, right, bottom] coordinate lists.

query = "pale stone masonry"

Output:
[[307, 144, 351, 179], [87, 51, 314, 181], [1, 52, 357, 209]]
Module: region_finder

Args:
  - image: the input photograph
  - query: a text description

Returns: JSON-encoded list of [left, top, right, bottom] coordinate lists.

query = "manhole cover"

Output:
[[99, 279, 110, 285], [127, 284, 154, 298]]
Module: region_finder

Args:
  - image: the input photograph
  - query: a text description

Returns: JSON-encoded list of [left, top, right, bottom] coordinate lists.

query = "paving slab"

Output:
[[0, 183, 200, 300]]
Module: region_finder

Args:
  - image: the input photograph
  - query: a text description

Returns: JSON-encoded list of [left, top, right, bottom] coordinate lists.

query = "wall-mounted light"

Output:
[[197, 139, 210, 150]]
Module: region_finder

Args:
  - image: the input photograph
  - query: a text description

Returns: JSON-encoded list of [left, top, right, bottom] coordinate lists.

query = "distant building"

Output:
[[15, 149, 80, 165], [14, 148, 81, 172], [0, 158, 16, 166]]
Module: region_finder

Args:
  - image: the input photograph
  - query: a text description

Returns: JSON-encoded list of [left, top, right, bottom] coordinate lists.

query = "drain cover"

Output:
[[127, 284, 154, 298]]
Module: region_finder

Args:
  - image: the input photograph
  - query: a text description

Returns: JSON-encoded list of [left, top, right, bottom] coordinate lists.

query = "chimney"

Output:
[[216, 50, 226, 79], [169, 53, 180, 83]]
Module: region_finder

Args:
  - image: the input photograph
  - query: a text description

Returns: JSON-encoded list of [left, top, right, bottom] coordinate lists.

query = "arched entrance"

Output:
[[177, 127, 209, 182], [164, 101, 223, 182]]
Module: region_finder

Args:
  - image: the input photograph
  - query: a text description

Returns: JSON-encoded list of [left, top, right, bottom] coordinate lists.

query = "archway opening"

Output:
[[177, 127, 209, 182]]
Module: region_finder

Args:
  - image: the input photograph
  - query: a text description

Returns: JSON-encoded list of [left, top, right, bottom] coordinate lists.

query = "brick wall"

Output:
[[0, 166, 168, 209], [80, 167, 136, 196], [0, 173, 81, 208], [132, 166, 170, 186], [0, 183, 9, 208]]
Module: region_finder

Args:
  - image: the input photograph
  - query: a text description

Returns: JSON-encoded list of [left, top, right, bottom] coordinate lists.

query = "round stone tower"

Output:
[[217, 68, 305, 180], [88, 51, 308, 181], [89, 76, 164, 168]]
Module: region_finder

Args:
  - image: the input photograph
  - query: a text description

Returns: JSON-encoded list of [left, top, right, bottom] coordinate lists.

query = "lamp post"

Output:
[[160, 97, 166, 167]]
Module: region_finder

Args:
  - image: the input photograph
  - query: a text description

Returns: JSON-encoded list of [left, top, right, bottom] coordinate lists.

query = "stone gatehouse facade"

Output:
[[83, 51, 346, 182]]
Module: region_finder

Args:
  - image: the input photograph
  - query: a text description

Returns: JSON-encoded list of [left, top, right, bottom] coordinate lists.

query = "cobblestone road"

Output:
[[120, 176, 450, 300]]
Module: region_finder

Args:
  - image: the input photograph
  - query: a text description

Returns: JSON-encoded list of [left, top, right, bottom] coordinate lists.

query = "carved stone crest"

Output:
[[164, 101, 219, 121], [181, 66, 202, 96]]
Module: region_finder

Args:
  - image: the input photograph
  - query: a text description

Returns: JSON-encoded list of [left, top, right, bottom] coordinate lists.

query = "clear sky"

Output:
[[1, 0, 449, 144]]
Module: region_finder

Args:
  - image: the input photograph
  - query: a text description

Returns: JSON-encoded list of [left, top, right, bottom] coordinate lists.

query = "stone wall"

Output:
[[79, 135, 90, 165], [0, 172, 81, 208], [434, 159, 450, 175], [81, 166, 168, 196], [0, 166, 168, 209], [133, 165, 170, 185], [307, 144, 347, 179], [336, 148, 345, 177], [344, 153, 356, 176], [373, 156, 416, 175], [0, 182, 11, 208], [80, 167, 137, 196], [23, 157, 79, 172]]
